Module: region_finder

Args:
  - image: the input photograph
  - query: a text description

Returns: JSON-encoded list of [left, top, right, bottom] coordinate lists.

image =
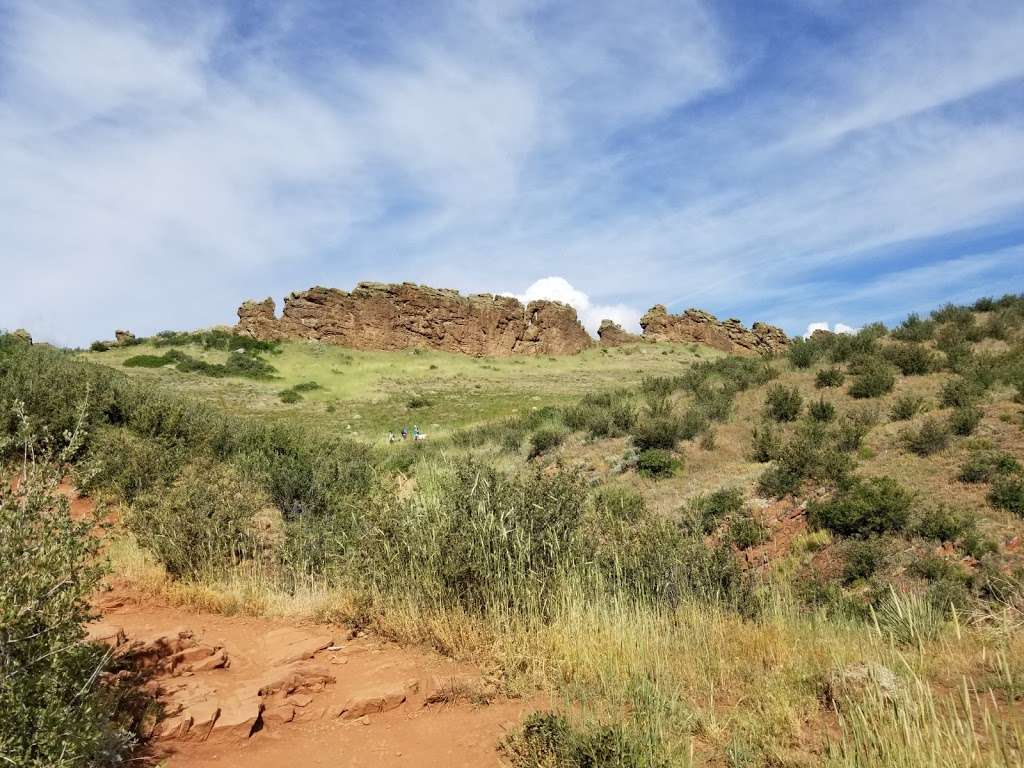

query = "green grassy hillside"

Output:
[[4, 293, 1024, 767], [81, 337, 718, 439]]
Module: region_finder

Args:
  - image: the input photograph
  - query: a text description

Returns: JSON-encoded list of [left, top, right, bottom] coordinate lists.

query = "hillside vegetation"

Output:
[[3, 293, 1024, 766]]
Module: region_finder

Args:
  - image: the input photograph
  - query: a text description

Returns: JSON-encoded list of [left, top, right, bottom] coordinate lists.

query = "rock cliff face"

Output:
[[639, 305, 788, 355], [236, 282, 593, 357], [597, 319, 641, 347]]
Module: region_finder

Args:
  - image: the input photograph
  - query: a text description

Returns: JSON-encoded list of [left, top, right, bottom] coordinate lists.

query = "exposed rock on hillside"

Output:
[[236, 282, 593, 357], [639, 305, 788, 355], [597, 319, 641, 347]]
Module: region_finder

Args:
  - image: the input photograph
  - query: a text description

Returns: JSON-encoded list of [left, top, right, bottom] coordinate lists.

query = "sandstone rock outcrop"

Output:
[[114, 330, 136, 345], [236, 282, 593, 357], [639, 305, 788, 355], [597, 319, 641, 347]]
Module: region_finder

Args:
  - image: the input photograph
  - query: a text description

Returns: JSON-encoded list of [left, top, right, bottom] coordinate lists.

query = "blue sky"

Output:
[[2, 0, 1023, 346]]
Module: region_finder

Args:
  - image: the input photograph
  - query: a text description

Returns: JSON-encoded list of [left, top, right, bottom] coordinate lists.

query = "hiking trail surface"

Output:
[[76, 491, 531, 767]]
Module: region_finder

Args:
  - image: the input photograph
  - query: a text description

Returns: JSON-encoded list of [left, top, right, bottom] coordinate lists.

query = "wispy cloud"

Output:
[[1, 0, 1022, 345]]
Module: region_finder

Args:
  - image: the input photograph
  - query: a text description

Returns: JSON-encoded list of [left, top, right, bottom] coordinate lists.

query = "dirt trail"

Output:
[[91, 585, 529, 767], [75, 489, 530, 767]]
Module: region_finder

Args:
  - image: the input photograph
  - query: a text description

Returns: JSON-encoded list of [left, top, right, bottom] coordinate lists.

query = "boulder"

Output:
[[114, 329, 136, 346], [235, 282, 592, 357], [824, 662, 903, 709], [639, 305, 788, 355], [597, 319, 641, 347]]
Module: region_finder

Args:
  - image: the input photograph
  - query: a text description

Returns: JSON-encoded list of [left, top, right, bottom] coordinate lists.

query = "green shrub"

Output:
[[726, 513, 769, 550], [940, 377, 982, 408], [687, 487, 745, 534], [815, 367, 845, 388], [632, 416, 684, 451], [636, 448, 680, 479], [932, 303, 976, 326], [749, 423, 783, 462], [835, 405, 879, 452], [891, 313, 935, 342], [529, 426, 566, 459], [279, 388, 302, 403], [842, 538, 887, 583], [808, 397, 836, 423], [502, 711, 664, 768], [889, 393, 925, 421], [907, 554, 970, 585], [883, 342, 935, 375], [807, 476, 913, 537], [76, 426, 185, 503], [407, 394, 433, 408], [788, 337, 819, 369], [958, 450, 1022, 483], [912, 506, 974, 543], [1, 425, 136, 766], [89, 340, 110, 352], [988, 475, 1024, 517], [128, 462, 276, 578], [949, 405, 983, 436], [122, 354, 171, 368], [847, 357, 896, 398], [900, 416, 950, 456], [763, 384, 803, 422]]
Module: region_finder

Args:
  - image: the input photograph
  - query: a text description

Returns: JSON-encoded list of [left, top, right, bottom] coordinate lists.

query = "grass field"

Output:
[[81, 338, 719, 440]]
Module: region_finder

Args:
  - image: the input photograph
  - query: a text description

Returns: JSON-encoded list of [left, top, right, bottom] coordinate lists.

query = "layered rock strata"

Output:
[[639, 305, 788, 355], [236, 282, 593, 357]]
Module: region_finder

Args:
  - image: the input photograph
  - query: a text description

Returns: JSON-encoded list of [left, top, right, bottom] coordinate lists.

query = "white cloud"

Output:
[[803, 322, 858, 338], [507, 277, 643, 336]]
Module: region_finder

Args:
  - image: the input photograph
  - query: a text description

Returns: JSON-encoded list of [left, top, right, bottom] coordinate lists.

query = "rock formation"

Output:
[[236, 282, 593, 357], [11, 328, 32, 344], [639, 305, 788, 355], [597, 319, 641, 347], [114, 330, 137, 346]]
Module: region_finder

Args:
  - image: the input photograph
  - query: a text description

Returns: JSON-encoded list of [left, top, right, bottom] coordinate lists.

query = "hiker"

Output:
[[413, 424, 420, 439], [388, 431, 396, 443], [401, 426, 408, 440]]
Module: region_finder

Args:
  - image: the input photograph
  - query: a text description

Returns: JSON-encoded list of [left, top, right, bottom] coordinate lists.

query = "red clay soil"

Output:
[[72, 477, 531, 767], [91, 586, 531, 768]]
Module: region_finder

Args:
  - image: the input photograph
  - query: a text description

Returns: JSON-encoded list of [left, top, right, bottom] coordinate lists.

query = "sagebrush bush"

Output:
[[958, 450, 1022, 483], [988, 475, 1024, 517], [279, 388, 302, 403], [502, 711, 664, 768], [636, 448, 680, 479], [763, 384, 803, 422], [889, 393, 925, 421], [891, 313, 935, 342], [749, 423, 783, 463], [847, 357, 896, 398], [529, 426, 566, 459], [815, 367, 845, 388], [949, 405, 983, 436], [912, 506, 975, 542], [807, 476, 913, 536], [787, 337, 819, 369], [940, 377, 982, 408], [883, 342, 936, 375], [757, 424, 854, 499], [842, 538, 887, 583], [128, 462, 275, 577], [808, 397, 836, 423], [686, 487, 745, 534], [632, 416, 684, 451], [835, 405, 879, 453], [726, 513, 769, 550], [900, 416, 950, 456]]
